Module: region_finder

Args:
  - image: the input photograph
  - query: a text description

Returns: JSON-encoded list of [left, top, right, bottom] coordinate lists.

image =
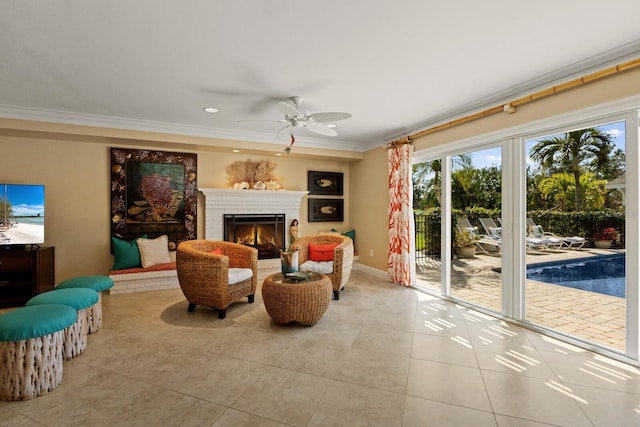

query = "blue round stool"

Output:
[[27, 288, 99, 360], [56, 275, 114, 333], [0, 304, 77, 400]]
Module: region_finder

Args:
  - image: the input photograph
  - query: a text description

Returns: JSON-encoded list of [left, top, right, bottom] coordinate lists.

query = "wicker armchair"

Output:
[[176, 240, 258, 319], [290, 234, 354, 300]]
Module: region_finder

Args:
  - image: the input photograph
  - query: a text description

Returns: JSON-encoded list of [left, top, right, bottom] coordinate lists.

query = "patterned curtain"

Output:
[[388, 142, 415, 286]]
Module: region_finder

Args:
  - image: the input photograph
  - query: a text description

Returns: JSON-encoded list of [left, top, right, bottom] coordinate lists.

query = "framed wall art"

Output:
[[308, 198, 344, 222], [307, 171, 343, 196], [110, 148, 197, 249]]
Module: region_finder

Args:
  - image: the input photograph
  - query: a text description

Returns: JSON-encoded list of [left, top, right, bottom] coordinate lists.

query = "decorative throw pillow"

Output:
[[111, 235, 146, 270], [137, 235, 171, 268], [309, 243, 338, 262], [332, 228, 356, 242], [209, 248, 223, 255]]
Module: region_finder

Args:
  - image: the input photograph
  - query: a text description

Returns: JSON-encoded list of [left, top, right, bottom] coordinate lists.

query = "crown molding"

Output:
[[0, 104, 361, 153], [362, 39, 640, 152]]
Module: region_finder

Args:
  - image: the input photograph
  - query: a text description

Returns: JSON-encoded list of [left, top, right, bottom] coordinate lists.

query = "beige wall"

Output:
[[349, 146, 390, 270], [1, 128, 352, 282], [2, 67, 639, 280]]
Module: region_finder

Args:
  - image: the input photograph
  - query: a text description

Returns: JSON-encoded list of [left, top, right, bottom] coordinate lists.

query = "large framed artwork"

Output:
[[110, 148, 197, 249], [307, 171, 343, 196], [308, 198, 344, 222]]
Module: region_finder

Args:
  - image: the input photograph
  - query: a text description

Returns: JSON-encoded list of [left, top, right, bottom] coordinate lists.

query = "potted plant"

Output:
[[455, 229, 479, 258], [593, 227, 617, 249]]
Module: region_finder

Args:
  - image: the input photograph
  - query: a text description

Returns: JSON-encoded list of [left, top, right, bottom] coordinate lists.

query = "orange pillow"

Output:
[[309, 243, 338, 262], [209, 248, 223, 255]]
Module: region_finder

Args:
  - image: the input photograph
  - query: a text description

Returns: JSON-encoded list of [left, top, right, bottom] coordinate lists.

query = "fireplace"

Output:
[[223, 214, 285, 259]]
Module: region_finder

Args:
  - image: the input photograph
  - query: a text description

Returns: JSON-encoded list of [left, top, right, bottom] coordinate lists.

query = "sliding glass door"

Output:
[[413, 108, 639, 361], [524, 120, 628, 352]]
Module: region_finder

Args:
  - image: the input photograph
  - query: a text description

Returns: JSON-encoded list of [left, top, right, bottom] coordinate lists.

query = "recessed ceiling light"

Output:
[[326, 124, 337, 128], [232, 149, 240, 153], [203, 107, 219, 113]]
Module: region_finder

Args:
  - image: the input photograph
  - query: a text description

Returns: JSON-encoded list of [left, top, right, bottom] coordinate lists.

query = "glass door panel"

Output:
[[449, 147, 503, 313], [413, 160, 442, 293], [525, 121, 626, 352]]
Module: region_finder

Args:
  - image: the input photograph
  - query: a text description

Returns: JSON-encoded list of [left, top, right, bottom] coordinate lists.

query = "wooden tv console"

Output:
[[0, 246, 54, 307]]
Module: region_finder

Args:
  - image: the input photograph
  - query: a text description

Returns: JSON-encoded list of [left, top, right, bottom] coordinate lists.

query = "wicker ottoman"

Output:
[[262, 273, 332, 325], [56, 275, 114, 333], [0, 304, 77, 400], [26, 288, 99, 360]]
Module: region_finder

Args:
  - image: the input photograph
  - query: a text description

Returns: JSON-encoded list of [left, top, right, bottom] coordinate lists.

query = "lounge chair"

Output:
[[478, 218, 503, 240], [479, 217, 558, 253], [526, 218, 585, 249], [457, 218, 501, 256]]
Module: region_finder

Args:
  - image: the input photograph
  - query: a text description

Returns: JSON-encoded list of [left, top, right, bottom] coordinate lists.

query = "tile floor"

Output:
[[1, 270, 640, 426]]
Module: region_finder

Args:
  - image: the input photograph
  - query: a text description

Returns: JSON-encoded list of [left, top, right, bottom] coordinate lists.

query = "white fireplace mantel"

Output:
[[199, 188, 308, 247]]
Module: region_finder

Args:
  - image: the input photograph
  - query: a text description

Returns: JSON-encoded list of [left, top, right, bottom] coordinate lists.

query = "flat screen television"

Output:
[[0, 184, 45, 247]]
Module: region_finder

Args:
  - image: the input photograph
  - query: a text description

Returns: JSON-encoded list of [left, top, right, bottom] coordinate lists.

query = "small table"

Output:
[[262, 272, 332, 325]]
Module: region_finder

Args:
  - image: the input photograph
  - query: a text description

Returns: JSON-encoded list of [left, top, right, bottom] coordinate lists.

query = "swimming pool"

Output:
[[526, 254, 625, 297]]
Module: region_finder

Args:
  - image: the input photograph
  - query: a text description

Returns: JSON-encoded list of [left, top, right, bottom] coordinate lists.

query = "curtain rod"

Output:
[[389, 57, 640, 146]]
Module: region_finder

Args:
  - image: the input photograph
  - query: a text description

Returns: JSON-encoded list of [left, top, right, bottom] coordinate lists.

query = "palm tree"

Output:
[[529, 128, 613, 211], [413, 154, 472, 206]]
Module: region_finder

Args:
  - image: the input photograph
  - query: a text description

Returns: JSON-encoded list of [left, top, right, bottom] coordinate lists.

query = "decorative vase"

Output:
[[280, 250, 299, 274], [458, 246, 476, 259], [594, 239, 612, 249]]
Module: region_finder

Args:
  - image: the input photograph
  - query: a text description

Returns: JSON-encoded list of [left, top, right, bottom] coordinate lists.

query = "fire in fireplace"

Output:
[[223, 214, 285, 259]]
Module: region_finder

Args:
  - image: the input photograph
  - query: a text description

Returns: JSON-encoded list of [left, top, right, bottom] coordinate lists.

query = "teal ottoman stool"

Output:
[[0, 304, 77, 400], [26, 288, 99, 360], [56, 275, 114, 333]]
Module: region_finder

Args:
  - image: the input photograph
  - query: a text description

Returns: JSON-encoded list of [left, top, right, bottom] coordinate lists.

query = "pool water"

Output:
[[526, 254, 625, 297]]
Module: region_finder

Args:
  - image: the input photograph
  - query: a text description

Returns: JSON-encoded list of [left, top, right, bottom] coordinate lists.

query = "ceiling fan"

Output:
[[257, 96, 352, 153]]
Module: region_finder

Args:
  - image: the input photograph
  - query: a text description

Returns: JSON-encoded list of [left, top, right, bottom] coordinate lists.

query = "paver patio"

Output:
[[416, 247, 626, 351]]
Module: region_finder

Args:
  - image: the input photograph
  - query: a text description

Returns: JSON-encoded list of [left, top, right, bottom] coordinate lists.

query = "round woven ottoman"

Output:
[[56, 275, 114, 333], [26, 288, 99, 359], [0, 304, 77, 400], [262, 273, 332, 325]]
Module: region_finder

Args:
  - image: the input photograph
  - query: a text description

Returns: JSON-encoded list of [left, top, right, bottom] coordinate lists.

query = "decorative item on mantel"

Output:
[[225, 159, 283, 190]]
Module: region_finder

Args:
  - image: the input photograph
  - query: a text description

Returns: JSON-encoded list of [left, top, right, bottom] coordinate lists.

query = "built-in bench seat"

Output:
[[108, 262, 179, 294]]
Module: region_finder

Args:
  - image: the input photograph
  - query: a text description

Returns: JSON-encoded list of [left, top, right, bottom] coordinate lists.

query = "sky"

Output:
[[1, 184, 45, 217], [466, 120, 626, 170]]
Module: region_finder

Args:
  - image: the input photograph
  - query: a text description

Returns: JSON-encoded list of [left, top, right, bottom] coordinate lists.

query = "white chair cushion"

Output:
[[228, 268, 253, 285], [300, 260, 334, 274]]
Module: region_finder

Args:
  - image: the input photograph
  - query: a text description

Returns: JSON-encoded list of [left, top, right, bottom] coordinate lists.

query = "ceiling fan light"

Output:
[[326, 124, 337, 128]]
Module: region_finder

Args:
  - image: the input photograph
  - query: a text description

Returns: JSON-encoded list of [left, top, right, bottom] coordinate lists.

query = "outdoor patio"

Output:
[[416, 247, 626, 351]]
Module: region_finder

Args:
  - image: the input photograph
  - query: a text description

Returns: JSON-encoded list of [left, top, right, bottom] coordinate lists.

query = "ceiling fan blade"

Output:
[[237, 118, 288, 123], [276, 99, 301, 117], [308, 112, 352, 123], [306, 122, 338, 136], [276, 125, 293, 139]]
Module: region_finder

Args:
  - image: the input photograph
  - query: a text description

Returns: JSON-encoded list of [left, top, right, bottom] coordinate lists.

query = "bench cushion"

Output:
[[0, 304, 77, 341]]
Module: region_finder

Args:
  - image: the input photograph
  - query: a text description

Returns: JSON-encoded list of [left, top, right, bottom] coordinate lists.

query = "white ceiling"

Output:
[[2, 1, 640, 152]]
